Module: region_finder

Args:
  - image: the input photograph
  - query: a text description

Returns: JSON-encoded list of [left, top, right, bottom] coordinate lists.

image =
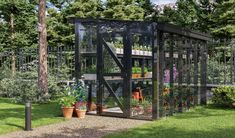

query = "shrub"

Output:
[[58, 95, 76, 107], [0, 69, 63, 103], [212, 86, 235, 108]]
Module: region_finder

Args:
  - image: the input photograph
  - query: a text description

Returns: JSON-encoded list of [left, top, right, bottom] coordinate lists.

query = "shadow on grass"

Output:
[[173, 106, 235, 120], [0, 99, 62, 133], [5, 123, 24, 129], [105, 126, 235, 138]]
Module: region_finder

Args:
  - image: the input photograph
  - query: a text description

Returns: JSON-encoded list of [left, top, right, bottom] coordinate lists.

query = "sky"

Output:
[[152, 0, 177, 5]]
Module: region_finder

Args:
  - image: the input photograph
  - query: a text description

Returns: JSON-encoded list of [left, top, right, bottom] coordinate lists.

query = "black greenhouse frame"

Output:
[[72, 18, 211, 120]]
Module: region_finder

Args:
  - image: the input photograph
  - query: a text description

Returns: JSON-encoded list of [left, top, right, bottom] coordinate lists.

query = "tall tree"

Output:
[[103, 0, 144, 20], [211, 0, 235, 38], [194, 0, 214, 32], [0, 0, 37, 73], [38, 0, 48, 94]]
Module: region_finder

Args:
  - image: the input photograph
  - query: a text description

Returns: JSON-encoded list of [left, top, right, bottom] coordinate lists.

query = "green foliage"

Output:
[[0, 67, 64, 103], [141, 99, 151, 109], [103, 0, 144, 20], [132, 67, 141, 74], [131, 99, 139, 107], [211, 0, 235, 38], [105, 106, 235, 138], [144, 67, 148, 73], [0, 98, 63, 135], [0, 0, 37, 49], [207, 57, 233, 84], [58, 95, 76, 107], [71, 81, 88, 102], [83, 64, 96, 73], [76, 104, 87, 110], [212, 86, 235, 108]]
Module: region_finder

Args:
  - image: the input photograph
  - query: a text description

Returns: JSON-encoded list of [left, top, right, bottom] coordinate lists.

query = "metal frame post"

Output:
[[169, 34, 174, 115], [200, 41, 207, 105], [177, 36, 183, 112], [96, 22, 104, 115], [123, 27, 132, 118], [152, 29, 164, 120], [75, 21, 81, 82]]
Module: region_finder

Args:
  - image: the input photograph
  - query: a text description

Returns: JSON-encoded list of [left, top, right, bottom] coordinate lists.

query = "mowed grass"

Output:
[[0, 98, 64, 135], [105, 106, 235, 138]]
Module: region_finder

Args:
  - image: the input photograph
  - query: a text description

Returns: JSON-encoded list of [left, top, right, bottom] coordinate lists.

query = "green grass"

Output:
[[0, 98, 64, 135], [105, 106, 235, 138]]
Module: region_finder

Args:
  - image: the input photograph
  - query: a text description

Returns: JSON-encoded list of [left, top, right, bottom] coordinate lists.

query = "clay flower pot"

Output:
[[76, 109, 86, 119], [62, 107, 74, 119]]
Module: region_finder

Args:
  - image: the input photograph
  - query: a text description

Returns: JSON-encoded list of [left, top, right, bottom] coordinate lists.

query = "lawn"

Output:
[[105, 106, 235, 138], [0, 98, 64, 135]]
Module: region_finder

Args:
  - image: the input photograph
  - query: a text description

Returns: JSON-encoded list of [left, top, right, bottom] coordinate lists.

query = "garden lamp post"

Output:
[[25, 101, 32, 131]]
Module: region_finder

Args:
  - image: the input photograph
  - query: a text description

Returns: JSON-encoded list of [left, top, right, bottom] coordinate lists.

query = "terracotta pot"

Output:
[[132, 74, 138, 78], [132, 92, 139, 100], [90, 103, 97, 111], [62, 107, 74, 119], [145, 106, 152, 114], [76, 109, 86, 119]]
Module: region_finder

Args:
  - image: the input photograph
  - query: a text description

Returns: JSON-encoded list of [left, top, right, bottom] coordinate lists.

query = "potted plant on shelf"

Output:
[[141, 99, 152, 114], [144, 67, 148, 78], [132, 45, 137, 55], [114, 41, 123, 54], [148, 47, 152, 56], [132, 67, 138, 78], [59, 95, 76, 119], [139, 46, 144, 55], [136, 45, 140, 55], [136, 67, 141, 78], [131, 99, 140, 116], [143, 46, 148, 56]]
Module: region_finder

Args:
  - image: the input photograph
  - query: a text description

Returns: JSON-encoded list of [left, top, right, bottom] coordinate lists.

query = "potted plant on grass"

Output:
[[59, 95, 76, 119]]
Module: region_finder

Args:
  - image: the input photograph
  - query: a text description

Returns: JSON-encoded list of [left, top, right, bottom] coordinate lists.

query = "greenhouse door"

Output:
[[96, 28, 132, 118]]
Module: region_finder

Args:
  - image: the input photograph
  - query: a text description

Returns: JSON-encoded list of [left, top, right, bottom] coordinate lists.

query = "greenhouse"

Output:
[[72, 18, 212, 120]]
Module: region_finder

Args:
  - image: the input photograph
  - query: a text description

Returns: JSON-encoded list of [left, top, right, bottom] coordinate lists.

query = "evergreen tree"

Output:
[[103, 0, 144, 20], [194, 0, 214, 32], [0, 0, 37, 50], [211, 0, 235, 38]]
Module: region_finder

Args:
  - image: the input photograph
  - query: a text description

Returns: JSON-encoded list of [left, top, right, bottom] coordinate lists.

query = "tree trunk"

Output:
[[38, 0, 48, 94], [10, 13, 16, 75]]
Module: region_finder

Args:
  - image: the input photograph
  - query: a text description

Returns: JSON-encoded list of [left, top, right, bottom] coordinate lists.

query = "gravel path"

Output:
[[0, 115, 149, 138]]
